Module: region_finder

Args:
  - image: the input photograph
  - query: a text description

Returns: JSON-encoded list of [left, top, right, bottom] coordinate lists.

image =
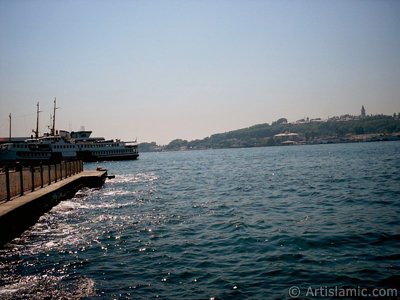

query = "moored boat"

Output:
[[0, 132, 139, 165], [0, 100, 139, 165], [0, 136, 77, 165], [71, 131, 139, 162]]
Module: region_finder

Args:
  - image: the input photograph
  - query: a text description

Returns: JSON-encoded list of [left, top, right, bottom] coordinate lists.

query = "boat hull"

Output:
[[77, 151, 139, 162]]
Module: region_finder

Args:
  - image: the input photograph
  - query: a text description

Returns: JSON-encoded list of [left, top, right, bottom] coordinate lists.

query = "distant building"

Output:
[[273, 132, 302, 145], [361, 105, 366, 118], [310, 118, 323, 123], [295, 118, 307, 124]]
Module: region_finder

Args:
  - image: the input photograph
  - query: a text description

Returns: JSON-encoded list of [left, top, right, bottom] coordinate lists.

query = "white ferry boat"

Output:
[[0, 135, 77, 164], [70, 131, 139, 162], [0, 131, 139, 165], [0, 100, 139, 165]]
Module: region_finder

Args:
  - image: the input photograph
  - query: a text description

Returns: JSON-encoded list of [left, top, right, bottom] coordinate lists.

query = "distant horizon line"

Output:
[[1, 108, 400, 144]]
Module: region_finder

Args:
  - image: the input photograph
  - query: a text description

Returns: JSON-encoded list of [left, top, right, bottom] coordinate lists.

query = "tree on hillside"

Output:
[[165, 139, 189, 151], [272, 118, 288, 125]]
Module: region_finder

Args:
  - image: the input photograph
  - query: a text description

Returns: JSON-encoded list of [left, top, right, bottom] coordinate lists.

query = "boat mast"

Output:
[[9, 113, 11, 142], [33, 102, 42, 139], [51, 97, 59, 136]]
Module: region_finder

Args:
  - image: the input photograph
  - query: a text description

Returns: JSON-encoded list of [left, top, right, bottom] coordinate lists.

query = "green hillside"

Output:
[[139, 114, 400, 152]]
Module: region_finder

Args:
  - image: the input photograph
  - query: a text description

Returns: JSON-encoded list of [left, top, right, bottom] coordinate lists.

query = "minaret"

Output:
[[361, 105, 366, 118]]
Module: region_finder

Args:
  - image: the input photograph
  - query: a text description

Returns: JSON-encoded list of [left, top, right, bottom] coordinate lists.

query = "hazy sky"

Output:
[[1, 0, 399, 144]]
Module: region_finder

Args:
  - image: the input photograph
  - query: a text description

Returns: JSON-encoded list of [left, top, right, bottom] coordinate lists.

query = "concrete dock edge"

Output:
[[0, 170, 107, 247]]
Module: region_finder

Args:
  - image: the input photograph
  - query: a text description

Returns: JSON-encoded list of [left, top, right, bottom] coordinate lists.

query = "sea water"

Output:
[[0, 142, 399, 299]]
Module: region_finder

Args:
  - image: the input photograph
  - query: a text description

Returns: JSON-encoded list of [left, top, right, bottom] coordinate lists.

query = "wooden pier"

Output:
[[0, 166, 107, 247]]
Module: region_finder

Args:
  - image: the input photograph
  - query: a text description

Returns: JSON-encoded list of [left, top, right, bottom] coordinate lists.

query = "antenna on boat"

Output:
[[9, 113, 11, 142], [32, 102, 42, 139], [51, 97, 60, 136]]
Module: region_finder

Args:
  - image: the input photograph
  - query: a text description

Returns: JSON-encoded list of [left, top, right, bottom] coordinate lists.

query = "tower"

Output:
[[361, 105, 366, 118]]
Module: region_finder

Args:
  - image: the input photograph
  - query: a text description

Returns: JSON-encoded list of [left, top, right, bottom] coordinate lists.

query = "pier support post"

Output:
[[31, 166, 35, 192], [48, 163, 51, 185], [54, 163, 57, 183], [5, 166, 10, 201], [18, 164, 23, 196], [40, 163, 44, 188]]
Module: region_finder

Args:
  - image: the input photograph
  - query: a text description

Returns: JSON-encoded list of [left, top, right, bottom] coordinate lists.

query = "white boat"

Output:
[[0, 100, 139, 165], [71, 131, 139, 162], [0, 132, 139, 165], [0, 136, 77, 164]]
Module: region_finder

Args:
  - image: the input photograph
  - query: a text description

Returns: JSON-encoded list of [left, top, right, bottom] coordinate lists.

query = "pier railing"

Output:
[[0, 160, 83, 202]]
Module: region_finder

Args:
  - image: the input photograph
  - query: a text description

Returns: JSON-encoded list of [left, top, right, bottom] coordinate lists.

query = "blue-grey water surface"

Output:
[[0, 142, 399, 299]]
